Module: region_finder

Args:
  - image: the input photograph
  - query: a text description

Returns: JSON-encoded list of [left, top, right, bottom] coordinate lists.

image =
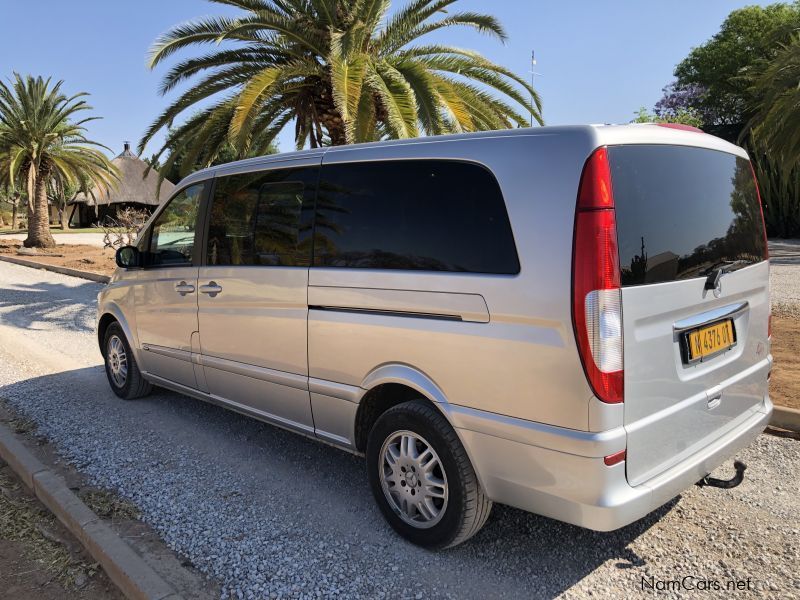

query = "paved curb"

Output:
[[0, 422, 182, 600], [0, 254, 111, 283], [771, 406, 800, 433]]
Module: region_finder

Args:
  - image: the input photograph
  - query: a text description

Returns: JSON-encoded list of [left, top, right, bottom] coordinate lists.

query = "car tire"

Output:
[[366, 399, 492, 549], [102, 322, 152, 400]]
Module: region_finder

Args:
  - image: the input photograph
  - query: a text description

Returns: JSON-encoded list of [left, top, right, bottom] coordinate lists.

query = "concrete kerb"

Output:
[[771, 406, 800, 433], [0, 254, 111, 284], [0, 422, 182, 600]]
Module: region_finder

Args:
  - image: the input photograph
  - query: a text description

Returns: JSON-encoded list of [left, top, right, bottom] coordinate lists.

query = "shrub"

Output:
[[101, 207, 149, 249]]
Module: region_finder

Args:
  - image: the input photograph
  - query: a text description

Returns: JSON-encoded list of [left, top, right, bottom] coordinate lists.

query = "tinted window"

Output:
[[207, 167, 316, 267], [609, 145, 766, 286], [149, 183, 205, 266], [313, 160, 519, 274]]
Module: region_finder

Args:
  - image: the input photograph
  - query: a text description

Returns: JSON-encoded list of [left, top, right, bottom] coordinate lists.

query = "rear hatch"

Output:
[[609, 144, 770, 486]]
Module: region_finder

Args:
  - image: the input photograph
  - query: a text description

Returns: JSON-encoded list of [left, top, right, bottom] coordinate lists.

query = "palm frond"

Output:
[[143, 0, 543, 160], [148, 17, 239, 68]]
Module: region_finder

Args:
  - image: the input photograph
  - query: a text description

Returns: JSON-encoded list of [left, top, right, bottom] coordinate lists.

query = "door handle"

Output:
[[707, 393, 722, 410], [174, 281, 195, 296], [199, 281, 223, 297]]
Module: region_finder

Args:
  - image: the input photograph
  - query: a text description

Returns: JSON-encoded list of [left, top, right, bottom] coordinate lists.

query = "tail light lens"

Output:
[[748, 162, 769, 260], [749, 162, 771, 340], [572, 148, 624, 404]]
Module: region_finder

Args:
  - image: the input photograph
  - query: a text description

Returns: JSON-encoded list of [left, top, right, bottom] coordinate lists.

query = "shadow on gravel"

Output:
[[0, 281, 99, 333], [1, 366, 676, 599]]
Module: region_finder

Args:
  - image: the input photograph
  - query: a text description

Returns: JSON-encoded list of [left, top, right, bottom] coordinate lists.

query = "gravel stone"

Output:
[[0, 260, 798, 599]]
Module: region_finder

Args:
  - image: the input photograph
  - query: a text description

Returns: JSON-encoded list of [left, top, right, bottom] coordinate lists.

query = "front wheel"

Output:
[[366, 400, 492, 549], [102, 322, 152, 400]]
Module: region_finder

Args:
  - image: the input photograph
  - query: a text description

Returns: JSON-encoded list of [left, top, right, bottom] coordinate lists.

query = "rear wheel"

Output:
[[366, 400, 492, 548], [102, 322, 152, 400]]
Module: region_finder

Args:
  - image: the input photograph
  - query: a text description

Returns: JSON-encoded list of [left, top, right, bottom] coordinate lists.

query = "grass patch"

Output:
[[0, 467, 99, 587], [8, 415, 37, 435], [78, 488, 140, 521]]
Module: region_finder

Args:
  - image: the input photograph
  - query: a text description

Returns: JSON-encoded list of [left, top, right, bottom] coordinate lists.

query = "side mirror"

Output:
[[115, 246, 141, 269]]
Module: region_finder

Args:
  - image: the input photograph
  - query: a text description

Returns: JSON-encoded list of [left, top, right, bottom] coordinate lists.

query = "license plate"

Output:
[[686, 319, 736, 362]]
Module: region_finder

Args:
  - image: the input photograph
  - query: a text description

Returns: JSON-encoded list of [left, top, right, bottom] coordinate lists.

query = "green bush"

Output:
[[750, 148, 800, 238]]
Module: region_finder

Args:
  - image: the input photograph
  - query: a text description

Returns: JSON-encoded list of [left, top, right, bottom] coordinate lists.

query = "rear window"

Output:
[[609, 145, 766, 286], [313, 160, 519, 274]]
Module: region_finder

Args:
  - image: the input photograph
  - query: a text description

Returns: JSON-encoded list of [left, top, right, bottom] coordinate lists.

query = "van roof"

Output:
[[175, 123, 748, 191]]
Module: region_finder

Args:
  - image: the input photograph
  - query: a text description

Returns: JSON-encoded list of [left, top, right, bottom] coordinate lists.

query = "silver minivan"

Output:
[[98, 124, 772, 548]]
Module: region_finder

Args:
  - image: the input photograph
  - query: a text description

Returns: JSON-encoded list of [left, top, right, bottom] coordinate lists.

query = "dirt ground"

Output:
[[0, 238, 116, 277], [770, 316, 800, 410], [0, 462, 124, 600]]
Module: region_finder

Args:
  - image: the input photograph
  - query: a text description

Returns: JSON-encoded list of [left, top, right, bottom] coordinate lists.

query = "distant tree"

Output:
[[672, 1, 800, 140], [631, 106, 703, 128], [0, 74, 117, 247], [748, 34, 800, 168], [0, 188, 24, 229], [656, 2, 800, 238], [50, 175, 88, 230], [654, 82, 705, 119]]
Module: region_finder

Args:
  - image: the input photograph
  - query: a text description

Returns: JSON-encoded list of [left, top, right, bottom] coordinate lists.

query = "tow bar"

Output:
[[697, 460, 747, 489]]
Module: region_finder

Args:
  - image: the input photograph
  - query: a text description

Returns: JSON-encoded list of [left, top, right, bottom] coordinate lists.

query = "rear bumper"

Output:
[[445, 396, 772, 531]]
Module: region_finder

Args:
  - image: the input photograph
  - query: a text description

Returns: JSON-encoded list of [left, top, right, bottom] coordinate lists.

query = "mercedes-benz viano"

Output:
[[98, 124, 772, 548]]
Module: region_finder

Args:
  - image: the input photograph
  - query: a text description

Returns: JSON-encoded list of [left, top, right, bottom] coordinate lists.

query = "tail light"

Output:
[[572, 147, 624, 404], [749, 162, 771, 339], [749, 162, 769, 261]]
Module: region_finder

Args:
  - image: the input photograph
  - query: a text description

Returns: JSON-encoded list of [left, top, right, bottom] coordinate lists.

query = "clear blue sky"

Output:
[[0, 0, 774, 159]]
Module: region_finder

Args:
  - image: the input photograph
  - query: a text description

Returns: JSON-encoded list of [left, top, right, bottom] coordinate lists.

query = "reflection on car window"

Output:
[[149, 183, 205, 266], [610, 146, 766, 286], [207, 168, 316, 267], [313, 160, 519, 274]]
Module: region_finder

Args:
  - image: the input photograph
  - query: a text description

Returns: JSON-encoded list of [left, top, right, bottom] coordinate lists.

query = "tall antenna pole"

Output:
[[530, 50, 536, 127], [529, 51, 544, 126]]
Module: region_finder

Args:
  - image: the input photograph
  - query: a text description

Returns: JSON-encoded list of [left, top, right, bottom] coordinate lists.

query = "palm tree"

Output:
[[0, 74, 117, 248], [748, 34, 800, 169], [140, 0, 542, 172]]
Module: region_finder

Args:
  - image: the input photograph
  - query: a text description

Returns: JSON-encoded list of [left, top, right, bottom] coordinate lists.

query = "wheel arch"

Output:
[[353, 364, 483, 493], [97, 304, 139, 363]]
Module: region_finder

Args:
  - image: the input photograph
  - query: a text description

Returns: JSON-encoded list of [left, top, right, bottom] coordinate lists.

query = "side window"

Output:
[[206, 167, 316, 267], [148, 183, 205, 266], [313, 160, 519, 274]]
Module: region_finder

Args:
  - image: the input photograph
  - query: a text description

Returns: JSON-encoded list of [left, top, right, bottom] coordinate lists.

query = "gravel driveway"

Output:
[[0, 260, 797, 599]]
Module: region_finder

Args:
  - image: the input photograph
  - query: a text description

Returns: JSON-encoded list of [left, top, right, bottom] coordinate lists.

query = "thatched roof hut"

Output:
[[68, 142, 175, 227]]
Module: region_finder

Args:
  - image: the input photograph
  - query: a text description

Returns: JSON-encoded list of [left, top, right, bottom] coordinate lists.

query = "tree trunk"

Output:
[[314, 84, 348, 146], [23, 171, 55, 248]]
